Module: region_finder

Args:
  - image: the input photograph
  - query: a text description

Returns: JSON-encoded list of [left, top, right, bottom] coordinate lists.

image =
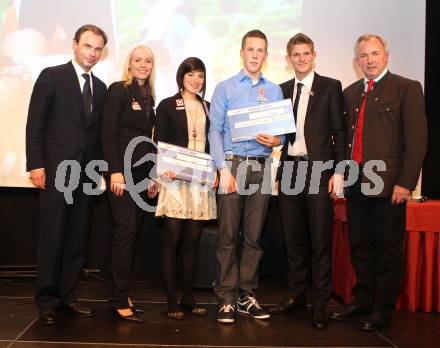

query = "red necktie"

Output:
[[352, 80, 375, 164]]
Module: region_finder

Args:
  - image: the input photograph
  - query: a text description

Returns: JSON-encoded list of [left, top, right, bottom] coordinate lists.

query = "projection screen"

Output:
[[0, 0, 425, 187]]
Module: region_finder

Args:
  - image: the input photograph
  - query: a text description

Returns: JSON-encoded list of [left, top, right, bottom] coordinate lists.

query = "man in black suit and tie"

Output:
[[331, 34, 427, 331], [269, 33, 345, 329], [26, 24, 108, 325]]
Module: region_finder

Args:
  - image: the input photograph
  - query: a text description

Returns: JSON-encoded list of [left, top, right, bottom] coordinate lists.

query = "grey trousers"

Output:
[[215, 160, 271, 304]]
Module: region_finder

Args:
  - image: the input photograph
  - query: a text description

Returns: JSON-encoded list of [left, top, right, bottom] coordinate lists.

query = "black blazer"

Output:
[[102, 81, 155, 174], [154, 92, 210, 153], [26, 61, 106, 186], [344, 72, 427, 196], [277, 73, 346, 184]]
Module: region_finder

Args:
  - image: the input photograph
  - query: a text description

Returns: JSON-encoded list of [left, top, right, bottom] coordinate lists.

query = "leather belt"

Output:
[[286, 155, 309, 161], [225, 154, 268, 164]]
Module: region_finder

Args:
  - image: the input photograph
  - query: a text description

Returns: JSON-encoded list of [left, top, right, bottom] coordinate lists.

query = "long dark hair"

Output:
[[176, 57, 206, 99]]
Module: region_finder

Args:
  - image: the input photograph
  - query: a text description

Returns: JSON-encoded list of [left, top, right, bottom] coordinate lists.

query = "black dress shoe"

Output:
[[269, 295, 307, 314], [39, 309, 56, 325], [112, 308, 143, 323], [312, 304, 328, 329], [60, 302, 95, 317], [361, 314, 391, 331], [330, 304, 369, 321]]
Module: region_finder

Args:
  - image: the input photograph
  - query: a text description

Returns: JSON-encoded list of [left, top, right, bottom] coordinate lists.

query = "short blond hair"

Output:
[[122, 45, 156, 100], [354, 34, 388, 56]]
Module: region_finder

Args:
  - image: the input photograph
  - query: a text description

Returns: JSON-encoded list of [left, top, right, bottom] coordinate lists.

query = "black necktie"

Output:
[[82, 73, 92, 119], [289, 82, 303, 145]]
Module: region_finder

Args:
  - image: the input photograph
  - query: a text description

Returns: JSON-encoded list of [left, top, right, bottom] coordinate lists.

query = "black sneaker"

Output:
[[237, 295, 270, 319], [217, 304, 235, 323]]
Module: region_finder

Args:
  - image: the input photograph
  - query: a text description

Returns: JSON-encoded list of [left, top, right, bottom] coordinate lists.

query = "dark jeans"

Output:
[[215, 160, 271, 304]]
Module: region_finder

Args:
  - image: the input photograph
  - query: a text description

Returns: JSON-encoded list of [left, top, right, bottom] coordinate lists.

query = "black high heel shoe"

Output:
[[131, 305, 144, 314], [112, 308, 143, 323], [128, 297, 144, 314]]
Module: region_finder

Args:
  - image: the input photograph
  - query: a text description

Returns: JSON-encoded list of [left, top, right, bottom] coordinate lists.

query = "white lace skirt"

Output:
[[155, 179, 217, 220]]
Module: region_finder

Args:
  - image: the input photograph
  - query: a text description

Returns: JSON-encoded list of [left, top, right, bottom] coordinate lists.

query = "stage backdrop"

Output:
[[0, 0, 426, 187]]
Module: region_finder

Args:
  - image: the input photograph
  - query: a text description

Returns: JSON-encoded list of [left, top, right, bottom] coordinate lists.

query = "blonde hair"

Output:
[[354, 33, 388, 56], [122, 45, 156, 100]]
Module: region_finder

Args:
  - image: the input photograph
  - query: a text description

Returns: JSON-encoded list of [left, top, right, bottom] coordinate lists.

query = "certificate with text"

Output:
[[227, 99, 296, 142], [157, 141, 216, 186]]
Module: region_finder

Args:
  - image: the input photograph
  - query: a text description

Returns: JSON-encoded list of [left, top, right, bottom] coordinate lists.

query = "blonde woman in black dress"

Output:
[[102, 45, 156, 323]]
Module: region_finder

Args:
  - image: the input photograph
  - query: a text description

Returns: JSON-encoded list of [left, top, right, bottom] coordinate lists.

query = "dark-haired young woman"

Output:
[[154, 57, 216, 319]]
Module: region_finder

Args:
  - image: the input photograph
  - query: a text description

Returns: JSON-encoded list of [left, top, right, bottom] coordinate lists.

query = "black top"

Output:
[[102, 80, 155, 174], [154, 92, 210, 153]]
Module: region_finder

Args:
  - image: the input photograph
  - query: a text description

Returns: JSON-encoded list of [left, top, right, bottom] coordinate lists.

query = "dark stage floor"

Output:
[[0, 278, 438, 348]]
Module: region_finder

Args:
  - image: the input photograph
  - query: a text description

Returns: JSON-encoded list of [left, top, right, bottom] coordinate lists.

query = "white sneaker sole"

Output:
[[217, 317, 235, 323], [237, 308, 270, 319]]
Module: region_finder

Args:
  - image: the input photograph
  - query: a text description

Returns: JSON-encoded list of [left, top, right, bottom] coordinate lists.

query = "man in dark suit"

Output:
[[26, 24, 108, 325], [330, 34, 427, 331], [270, 33, 345, 329]]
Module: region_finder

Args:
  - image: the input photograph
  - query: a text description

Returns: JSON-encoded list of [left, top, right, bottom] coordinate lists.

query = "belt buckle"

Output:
[[246, 155, 258, 165], [246, 155, 264, 165]]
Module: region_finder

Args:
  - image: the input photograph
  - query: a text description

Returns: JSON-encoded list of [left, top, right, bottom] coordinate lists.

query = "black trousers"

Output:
[[215, 160, 271, 304], [35, 165, 94, 311], [107, 169, 148, 309], [347, 178, 406, 318], [278, 160, 333, 304]]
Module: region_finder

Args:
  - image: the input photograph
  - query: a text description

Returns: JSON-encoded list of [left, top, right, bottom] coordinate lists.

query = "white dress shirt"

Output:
[[363, 68, 388, 91], [72, 59, 93, 94]]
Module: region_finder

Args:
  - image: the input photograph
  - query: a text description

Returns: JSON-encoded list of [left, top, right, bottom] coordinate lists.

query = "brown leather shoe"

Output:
[[181, 303, 208, 316], [167, 311, 184, 320]]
